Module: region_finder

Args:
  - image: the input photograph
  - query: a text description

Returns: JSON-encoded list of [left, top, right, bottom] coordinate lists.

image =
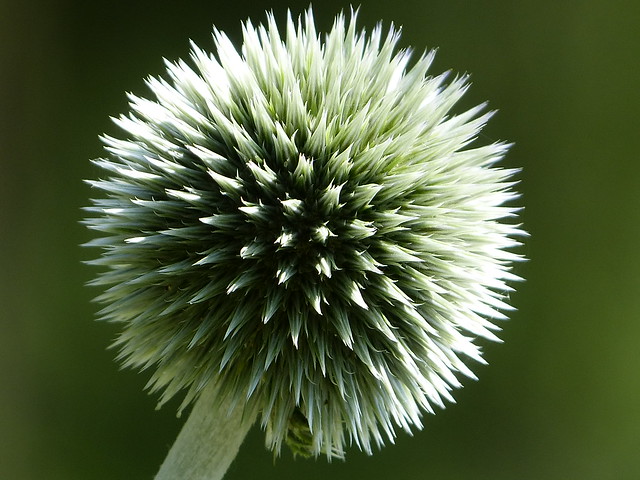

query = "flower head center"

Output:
[[238, 192, 340, 285]]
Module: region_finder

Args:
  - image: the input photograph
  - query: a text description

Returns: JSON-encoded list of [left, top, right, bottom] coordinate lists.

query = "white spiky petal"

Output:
[[85, 8, 525, 459]]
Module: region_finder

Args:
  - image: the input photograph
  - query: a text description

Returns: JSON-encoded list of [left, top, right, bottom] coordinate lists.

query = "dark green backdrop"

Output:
[[1, 0, 639, 479]]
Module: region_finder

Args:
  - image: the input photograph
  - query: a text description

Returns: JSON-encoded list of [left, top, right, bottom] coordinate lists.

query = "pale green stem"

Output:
[[155, 382, 257, 480]]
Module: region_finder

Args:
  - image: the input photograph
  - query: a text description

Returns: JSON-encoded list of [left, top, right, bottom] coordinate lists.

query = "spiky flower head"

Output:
[[85, 8, 524, 459]]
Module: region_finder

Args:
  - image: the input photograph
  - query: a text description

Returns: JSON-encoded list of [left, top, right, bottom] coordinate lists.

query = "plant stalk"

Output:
[[155, 382, 256, 480]]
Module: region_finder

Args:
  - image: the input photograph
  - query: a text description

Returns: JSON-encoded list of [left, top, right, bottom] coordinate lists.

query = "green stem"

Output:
[[154, 382, 256, 480]]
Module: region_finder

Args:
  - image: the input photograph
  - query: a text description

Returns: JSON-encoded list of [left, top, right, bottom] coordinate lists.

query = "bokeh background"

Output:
[[1, 0, 638, 479]]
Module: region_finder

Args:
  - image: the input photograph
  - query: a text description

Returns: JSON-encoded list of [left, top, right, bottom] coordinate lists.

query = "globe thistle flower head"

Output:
[[85, 8, 525, 460]]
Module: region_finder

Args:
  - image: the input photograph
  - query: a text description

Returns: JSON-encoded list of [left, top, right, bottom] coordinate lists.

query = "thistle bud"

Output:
[[85, 8, 525, 462]]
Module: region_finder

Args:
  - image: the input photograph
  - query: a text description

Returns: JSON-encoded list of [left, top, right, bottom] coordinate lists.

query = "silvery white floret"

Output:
[[85, 8, 525, 462]]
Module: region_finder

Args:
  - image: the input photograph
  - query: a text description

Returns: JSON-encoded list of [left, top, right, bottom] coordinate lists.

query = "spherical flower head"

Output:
[[85, 8, 525, 459]]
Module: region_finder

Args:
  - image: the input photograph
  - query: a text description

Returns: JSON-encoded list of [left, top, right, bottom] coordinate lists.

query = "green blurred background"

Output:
[[1, 0, 638, 478]]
